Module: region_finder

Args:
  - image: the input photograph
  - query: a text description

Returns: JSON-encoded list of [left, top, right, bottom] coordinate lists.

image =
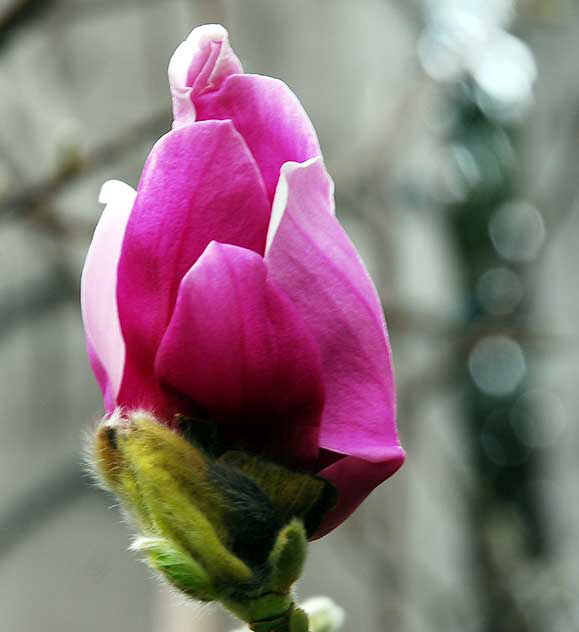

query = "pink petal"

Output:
[[313, 450, 405, 539], [116, 120, 270, 418], [155, 241, 325, 468], [81, 180, 136, 413], [169, 24, 243, 128], [265, 157, 403, 469], [87, 347, 116, 414], [265, 156, 334, 254], [195, 75, 321, 201]]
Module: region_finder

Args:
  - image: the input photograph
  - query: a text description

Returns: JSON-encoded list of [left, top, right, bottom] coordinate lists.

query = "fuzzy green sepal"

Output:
[[90, 411, 335, 629], [268, 520, 307, 592]]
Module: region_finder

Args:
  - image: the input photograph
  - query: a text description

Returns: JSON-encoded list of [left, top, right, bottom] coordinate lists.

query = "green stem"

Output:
[[249, 605, 310, 632]]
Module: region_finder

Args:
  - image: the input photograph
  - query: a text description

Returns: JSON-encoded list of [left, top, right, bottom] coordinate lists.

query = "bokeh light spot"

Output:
[[468, 335, 526, 396], [477, 267, 524, 315], [489, 200, 546, 263], [511, 391, 568, 449]]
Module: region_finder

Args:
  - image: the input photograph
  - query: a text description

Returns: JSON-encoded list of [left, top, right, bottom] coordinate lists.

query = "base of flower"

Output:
[[88, 411, 339, 631], [247, 605, 309, 632], [230, 596, 345, 632]]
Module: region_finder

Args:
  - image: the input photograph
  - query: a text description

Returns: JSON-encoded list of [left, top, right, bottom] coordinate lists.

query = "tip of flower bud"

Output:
[[168, 23, 243, 128], [169, 24, 231, 88], [98, 179, 136, 206]]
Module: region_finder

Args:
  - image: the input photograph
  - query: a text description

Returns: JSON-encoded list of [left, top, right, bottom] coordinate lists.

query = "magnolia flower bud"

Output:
[[81, 23, 405, 542], [82, 20, 405, 631]]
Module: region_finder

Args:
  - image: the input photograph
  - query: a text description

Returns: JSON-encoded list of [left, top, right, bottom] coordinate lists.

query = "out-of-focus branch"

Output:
[[0, 0, 54, 51], [54, 0, 226, 24], [0, 107, 171, 224], [51, 0, 178, 24], [330, 74, 435, 195], [531, 108, 579, 260], [385, 300, 568, 348], [397, 314, 573, 427], [389, 0, 424, 30], [530, 98, 579, 226], [0, 461, 91, 559], [26, 203, 95, 241], [0, 261, 78, 340]]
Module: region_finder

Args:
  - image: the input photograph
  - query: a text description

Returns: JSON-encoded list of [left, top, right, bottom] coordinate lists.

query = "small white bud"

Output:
[[227, 596, 345, 632], [301, 596, 345, 632]]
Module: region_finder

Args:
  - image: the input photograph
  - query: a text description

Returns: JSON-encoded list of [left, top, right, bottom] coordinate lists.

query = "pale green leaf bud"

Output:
[[302, 596, 345, 632], [268, 519, 307, 593]]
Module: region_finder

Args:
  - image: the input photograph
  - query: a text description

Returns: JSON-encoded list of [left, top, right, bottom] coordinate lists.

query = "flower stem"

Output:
[[249, 605, 309, 632]]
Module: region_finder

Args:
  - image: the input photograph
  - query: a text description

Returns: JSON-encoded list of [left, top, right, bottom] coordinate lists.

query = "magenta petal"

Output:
[[266, 158, 402, 464], [87, 347, 116, 414], [155, 241, 325, 467], [81, 180, 135, 413], [313, 449, 406, 539], [195, 75, 321, 201], [168, 24, 243, 127], [116, 121, 270, 417]]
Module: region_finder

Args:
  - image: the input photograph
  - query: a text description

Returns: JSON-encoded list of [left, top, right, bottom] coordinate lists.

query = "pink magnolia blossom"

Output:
[[81, 24, 405, 537]]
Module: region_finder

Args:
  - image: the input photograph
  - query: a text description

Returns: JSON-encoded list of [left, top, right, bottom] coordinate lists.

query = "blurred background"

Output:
[[0, 0, 578, 630]]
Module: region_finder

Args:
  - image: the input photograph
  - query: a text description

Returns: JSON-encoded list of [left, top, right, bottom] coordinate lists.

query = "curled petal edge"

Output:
[[313, 447, 406, 539], [169, 24, 243, 128]]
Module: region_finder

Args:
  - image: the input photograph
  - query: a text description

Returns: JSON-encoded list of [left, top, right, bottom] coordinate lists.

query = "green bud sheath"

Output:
[[90, 411, 337, 631], [268, 520, 307, 593], [132, 536, 216, 601]]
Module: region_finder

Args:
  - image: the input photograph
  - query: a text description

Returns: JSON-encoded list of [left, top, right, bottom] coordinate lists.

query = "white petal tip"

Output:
[[186, 24, 229, 43], [265, 157, 331, 253], [281, 156, 323, 175], [168, 24, 230, 89], [98, 180, 136, 206]]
